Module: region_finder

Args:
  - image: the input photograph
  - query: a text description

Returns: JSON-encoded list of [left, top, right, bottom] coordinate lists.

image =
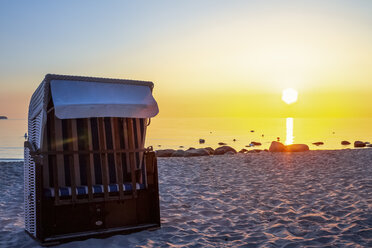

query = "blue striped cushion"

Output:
[[44, 183, 145, 197]]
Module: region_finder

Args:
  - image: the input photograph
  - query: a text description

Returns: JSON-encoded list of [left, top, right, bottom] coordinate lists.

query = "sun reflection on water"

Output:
[[285, 117, 294, 145]]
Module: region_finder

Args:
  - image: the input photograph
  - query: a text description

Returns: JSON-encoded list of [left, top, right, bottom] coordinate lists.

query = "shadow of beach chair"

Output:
[[24, 74, 160, 246]]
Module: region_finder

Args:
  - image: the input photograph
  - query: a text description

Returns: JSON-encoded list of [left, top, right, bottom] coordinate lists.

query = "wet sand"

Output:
[[1, 149, 371, 247]]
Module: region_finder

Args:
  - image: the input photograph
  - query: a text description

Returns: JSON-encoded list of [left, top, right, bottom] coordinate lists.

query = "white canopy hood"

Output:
[[50, 79, 159, 119]]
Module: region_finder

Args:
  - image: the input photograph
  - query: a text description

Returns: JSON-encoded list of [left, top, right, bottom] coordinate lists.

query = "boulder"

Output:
[[185, 148, 210, 157], [286, 144, 309, 152], [354, 141, 366, 148], [218, 142, 227, 146], [366, 144, 372, 148], [171, 150, 187, 157], [312, 142, 324, 146], [203, 147, 214, 155], [225, 151, 235, 155], [214, 146, 237, 155], [199, 139, 205, 144], [247, 149, 262, 153], [155, 149, 176, 157], [269, 141, 309, 152], [341, 141, 351, 145], [269, 141, 286, 152], [187, 147, 195, 150], [239, 149, 248, 153]]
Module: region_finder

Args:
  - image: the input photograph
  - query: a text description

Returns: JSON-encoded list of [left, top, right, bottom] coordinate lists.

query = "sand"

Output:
[[1, 149, 371, 247]]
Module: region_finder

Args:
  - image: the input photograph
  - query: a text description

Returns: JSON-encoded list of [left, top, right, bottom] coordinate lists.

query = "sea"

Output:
[[1, 117, 372, 160]]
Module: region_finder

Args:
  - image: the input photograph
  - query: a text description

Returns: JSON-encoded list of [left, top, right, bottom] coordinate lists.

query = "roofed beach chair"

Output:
[[24, 74, 160, 245]]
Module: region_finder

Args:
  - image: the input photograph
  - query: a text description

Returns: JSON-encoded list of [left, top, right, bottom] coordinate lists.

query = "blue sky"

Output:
[[1, 0, 371, 117]]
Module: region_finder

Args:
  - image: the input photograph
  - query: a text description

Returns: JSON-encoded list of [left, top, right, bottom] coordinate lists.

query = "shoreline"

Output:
[[0, 147, 371, 161]]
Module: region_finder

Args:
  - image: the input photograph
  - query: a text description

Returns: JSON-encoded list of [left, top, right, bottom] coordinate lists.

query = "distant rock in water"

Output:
[[199, 139, 205, 144], [0, 116, 7, 120], [354, 141, 366, 148], [250, 141, 262, 146], [218, 142, 227, 146], [269, 141, 309, 152], [312, 142, 324, 146], [341, 141, 351, 145]]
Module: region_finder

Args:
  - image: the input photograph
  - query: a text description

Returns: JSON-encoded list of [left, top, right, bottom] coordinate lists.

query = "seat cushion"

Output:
[[44, 183, 145, 197]]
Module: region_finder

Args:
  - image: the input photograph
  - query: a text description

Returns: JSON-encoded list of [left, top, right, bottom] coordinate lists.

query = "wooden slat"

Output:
[[42, 128, 50, 188], [112, 118, 124, 199], [47, 110, 59, 204], [104, 118, 117, 184], [135, 118, 147, 184], [54, 117, 65, 187], [71, 119, 81, 187], [87, 119, 96, 186], [98, 118, 109, 200], [81, 119, 93, 201], [122, 119, 132, 176], [140, 119, 149, 187], [65, 120, 77, 203], [126, 118, 137, 197]]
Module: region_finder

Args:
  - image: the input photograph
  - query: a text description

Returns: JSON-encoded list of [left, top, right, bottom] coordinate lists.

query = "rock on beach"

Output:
[[268, 141, 287, 152], [214, 146, 237, 155], [269, 141, 309, 152], [184, 148, 210, 157], [286, 144, 309, 152], [171, 150, 186, 157], [155, 149, 176, 157], [203, 147, 214, 155], [156, 148, 213, 157]]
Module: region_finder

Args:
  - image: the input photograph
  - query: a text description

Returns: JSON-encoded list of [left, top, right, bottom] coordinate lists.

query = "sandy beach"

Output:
[[1, 149, 371, 247]]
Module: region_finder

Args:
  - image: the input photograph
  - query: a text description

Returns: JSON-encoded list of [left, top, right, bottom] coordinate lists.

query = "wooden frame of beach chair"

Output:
[[24, 75, 160, 246]]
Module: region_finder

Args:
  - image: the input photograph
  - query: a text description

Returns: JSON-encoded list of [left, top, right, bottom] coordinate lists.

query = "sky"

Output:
[[0, 0, 371, 118]]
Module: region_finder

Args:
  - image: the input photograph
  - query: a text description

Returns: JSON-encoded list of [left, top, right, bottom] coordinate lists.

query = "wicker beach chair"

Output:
[[24, 74, 160, 245]]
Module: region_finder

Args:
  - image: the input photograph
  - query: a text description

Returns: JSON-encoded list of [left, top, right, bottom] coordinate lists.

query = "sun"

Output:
[[282, 88, 298, 104]]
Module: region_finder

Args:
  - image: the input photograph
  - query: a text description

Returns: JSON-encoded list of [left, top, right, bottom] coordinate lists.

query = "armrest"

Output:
[[24, 141, 43, 164], [24, 141, 37, 153]]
